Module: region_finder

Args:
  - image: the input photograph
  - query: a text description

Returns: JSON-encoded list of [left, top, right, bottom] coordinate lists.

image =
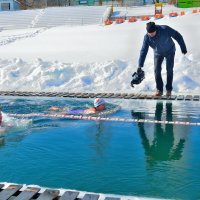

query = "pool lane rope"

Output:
[[6, 113, 200, 126]]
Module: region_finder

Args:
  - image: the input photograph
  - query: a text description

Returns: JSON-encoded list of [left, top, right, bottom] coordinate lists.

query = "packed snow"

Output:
[[0, 6, 199, 95]]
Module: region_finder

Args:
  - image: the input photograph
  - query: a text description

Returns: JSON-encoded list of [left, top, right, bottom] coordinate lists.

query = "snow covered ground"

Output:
[[0, 5, 199, 95]]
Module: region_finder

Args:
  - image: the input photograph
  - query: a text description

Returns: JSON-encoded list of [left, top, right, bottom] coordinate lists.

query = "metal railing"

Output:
[[16, 0, 153, 9]]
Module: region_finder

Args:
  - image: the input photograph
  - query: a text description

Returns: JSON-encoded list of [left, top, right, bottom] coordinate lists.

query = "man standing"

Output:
[[137, 22, 187, 96]]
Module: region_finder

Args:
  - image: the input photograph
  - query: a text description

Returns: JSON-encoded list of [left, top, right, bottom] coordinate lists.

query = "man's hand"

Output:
[[137, 67, 143, 74], [182, 50, 187, 55]]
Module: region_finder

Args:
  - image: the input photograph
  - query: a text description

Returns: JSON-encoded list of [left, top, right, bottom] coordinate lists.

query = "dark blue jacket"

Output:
[[138, 25, 187, 67]]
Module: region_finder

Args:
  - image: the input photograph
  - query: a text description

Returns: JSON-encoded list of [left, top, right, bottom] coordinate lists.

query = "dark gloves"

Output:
[[131, 67, 145, 88], [137, 67, 143, 74], [182, 49, 187, 55], [131, 75, 137, 87]]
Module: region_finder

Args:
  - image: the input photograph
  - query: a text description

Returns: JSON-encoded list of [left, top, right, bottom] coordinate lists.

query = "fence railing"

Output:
[[16, 0, 154, 9]]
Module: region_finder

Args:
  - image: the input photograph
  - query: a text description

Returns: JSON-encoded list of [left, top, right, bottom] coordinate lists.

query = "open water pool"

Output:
[[0, 96, 199, 200]]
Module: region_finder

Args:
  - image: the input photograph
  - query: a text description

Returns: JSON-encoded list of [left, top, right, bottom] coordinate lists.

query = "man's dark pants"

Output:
[[154, 52, 175, 92]]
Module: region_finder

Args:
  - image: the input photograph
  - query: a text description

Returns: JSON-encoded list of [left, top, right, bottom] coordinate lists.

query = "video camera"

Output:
[[131, 68, 145, 88]]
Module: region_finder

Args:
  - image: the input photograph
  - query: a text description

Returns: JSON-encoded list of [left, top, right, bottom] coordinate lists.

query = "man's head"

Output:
[[146, 22, 157, 37], [94, 98, 105, 111]]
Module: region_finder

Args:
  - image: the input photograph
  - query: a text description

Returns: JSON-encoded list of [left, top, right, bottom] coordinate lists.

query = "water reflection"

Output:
[[0, 136, 5, 148], [86, 121, 112, 160], [131, 102, 186, 164]]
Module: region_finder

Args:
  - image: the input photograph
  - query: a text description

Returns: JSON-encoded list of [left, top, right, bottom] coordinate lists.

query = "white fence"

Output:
[[0, 6, 109, 30]]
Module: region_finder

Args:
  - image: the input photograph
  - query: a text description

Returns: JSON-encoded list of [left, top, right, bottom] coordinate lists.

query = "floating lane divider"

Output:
[[0, 91, 199, 101], [7, 113, 200, 126]]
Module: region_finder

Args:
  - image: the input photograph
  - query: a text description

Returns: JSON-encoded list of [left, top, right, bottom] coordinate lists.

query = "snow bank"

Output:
[[0, 7, 199, 94]]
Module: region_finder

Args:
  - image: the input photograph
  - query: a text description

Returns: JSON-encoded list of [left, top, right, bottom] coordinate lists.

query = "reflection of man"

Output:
[[0, 137, 5, 147], [0, 111, 2, 126], [131, 102, 185, 163]]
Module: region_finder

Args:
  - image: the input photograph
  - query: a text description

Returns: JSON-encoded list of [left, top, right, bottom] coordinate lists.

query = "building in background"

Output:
[[26, 0, 153, 7], [0, 0, 20, 11], [0, 0, 155, 10]]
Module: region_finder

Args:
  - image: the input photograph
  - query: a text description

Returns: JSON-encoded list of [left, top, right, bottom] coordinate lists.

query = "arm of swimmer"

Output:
[[49, 106, 61, 111], [84, 108, 96, 114]]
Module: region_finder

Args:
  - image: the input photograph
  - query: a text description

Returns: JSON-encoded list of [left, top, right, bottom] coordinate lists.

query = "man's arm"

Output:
[[138, 35, 149, 68], [167, 26, 187, 54]]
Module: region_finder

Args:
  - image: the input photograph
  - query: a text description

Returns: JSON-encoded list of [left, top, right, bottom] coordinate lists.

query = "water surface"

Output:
[[0, 97, 199, 200]]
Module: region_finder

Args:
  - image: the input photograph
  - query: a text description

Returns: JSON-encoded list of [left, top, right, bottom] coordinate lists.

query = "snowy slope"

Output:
[[0, 7, 199, 94]]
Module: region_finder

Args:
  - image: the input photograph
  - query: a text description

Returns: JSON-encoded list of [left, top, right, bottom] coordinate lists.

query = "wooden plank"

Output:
[[2, 91, 11, 95], [130, 93, 141, 99], [43, 93, 52, 97], [0, 184, 4, 189], [32, 92, 40, 96], [0, 91, 8, 95], [102, 93, 110, 97], [66, 93, 74, 97], [168, 95, 177, 100], [29, 93, 37, 96], [145, 94, 154, 99], [6, 197, 15, 200], [57, 92, 67, 97], [102, 93, 114, 98], [62, 93, 70, 97], [4, 92, 13, 96], [47, 93, 59, 97], [92, 93, 101, 98], [1, 91, 199, 101], [18, 92, 27, 96], [111, 93, 121, 98], [123, 93, 135, 99], [73, 93, 84, 98], [59, 191, 79, 200], [119, 93, 126, 97], [8, 93, 14, 96], [56, 92, 65, 96], [74, 93, 84, 98], [185, 95, 192, 101], [82, 93, 90, 98], [14, 92, 20, 96], [83, 93, 90, 97], [96, 93, 107, 98], [177, 95, 184, 100], [138, 94, 146, 99], [46, 92, 57, 97], [120, 93, 128, 98], [87, 93, 96, 98], [37, 92, 45, 96], [25, 92, 34, 96], [0, 184, 22, 200], [112, 93, 121, 98], [104, 197, 120, 200], [14, 187, 40, 200], [116, 93, 125, 98], [94, 93, 102, 98], [82, 194, 100, 200], [21, 93, 30, 96], [161, 95, 168, 100], [193, 95, 200, 101], [36, 189, 59, 200], [0, 184, 4, 194]]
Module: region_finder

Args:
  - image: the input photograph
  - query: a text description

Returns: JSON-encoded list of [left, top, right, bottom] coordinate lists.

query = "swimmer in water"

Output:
[[50, 98, 106, 114]]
